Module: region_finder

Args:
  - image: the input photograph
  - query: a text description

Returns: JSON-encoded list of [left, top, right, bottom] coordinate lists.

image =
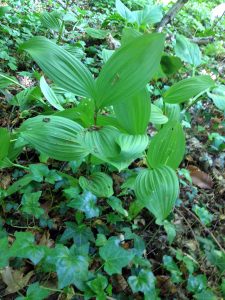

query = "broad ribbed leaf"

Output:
[[86, 28, 109, 39], [207, 85, 225, 111], [0, 128, 10, 160], [150, 104, 168, 124], [114, 89, 151, 134], [147, 121, 185, 169], [135, 166, 179, 221], [40, 12, 61, 31], [21, 37, 96, 98], [78, 126, 148, 170], [116, 0, 134, 22], [121, 28, 142, 47], [132, 5, 162, 26], [40, 76, 64, 111], [0, 73, 19, 89], [79, 172, 113, 197], [19, 115, 88, 161], [163, 76, 215, 104], [165, 103, 181, 123], [174, 34, 202, 67], [95, 33, 165, 108]]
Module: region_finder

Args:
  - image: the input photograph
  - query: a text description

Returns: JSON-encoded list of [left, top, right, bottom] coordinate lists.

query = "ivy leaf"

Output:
[[99, 237, 135, 275], [68, 191, 99, 218], [54, 244, 89, 289], [21, 191, 44, 219], [60, 222, 95, 246], [163, 255, 183, 283], [163, 220, 176, 245], [87, 274, 108, 294], [192, 205, 213, 227], [10, 232, 45, 264], [194, 289, 217, 300], [128, 269, 157, 294], [79, 172, 113, 198], [187, 274, 207, 293], [16, 282, 50, 300]]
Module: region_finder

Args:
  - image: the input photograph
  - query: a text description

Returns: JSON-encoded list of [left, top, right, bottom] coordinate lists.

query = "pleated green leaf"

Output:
[[19, 115, 88, 161], [79, 172, 113, 197], [150, 104, 168, 125], [135, 166, 179, 221], [78, 126, 148, 170], [21, 37, 96, 98], [95, 33, 165, 108], [174, 34, 202, 67], [147, 121, 185, 169], [113, 89, 151, 134], [40, 12, 62, 31], [163, 76, 215, 104], [40, 76, 64, 111]]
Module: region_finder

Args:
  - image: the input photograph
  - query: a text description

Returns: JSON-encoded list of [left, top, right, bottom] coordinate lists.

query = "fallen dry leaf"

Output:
[[1, 267, 34, 294], [187, 165, 213, 189]]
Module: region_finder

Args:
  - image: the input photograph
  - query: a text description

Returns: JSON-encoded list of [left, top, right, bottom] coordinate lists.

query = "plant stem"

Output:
[[183, 88, 209, 112]]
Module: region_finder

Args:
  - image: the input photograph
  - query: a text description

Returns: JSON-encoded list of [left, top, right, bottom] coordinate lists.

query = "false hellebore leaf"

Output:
[[95, 33, 165, 108], [40, 76, 64, 111], [0, 128, 10, 160], [150, 104, 168, 125], [99, 236, 135, 275], [79, 172, 114, 198], [19, 115, 88, 161], [147, 120, 185, 169], [113, 88, 151, 134], [163, 75, 215, 104], [135, 166, 179, 222], [78, 126, 148, 171], [21, 37, 96, 98]]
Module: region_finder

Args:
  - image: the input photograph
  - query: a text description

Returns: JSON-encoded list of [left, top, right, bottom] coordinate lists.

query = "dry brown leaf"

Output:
[[188, 165, 213, 189], [1, 267, 34, 294]]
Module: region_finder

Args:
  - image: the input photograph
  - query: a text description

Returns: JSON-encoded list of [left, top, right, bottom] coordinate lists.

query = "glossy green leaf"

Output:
[[0, 237, 11, 267], [114, 89, 151, 134], [40, 76, 64, 111], [99, 236, 135, 275], [150, 104, 168, 124], [68, 191, 99, 218], [10, 232, 45, 265], [95, 33, 165, 108], [128, 269, 157, 294], [21, 191, 44, 219], [187, 274, 207, 293], [0, 128, 10, 160], [135, 166, 179, 221], [79, 172, 113, 198], [174, 34, 202, 67], [17, 282, 50, 300], [163, 255, 183, 283], [21, 37, 96, 98], [163, 76, 215, 104], [54, 245, 89, 289], [107, 196, 128, 217], [19, 115, 88, 161], [161, 55, 183, 76], [147, 121, 185, 169]]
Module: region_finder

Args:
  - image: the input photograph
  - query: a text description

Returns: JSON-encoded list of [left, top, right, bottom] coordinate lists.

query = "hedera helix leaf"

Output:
[[135, 166, 179, 222], [147, 120, 185, 169], [19, 115, 88, 161], [113, 89, 151, 134], [95, 33, 165, 108], [21, 37, 96, 99], [163, 76, 215, 104], [174, 34, 202, 67], [150, 104, 168, 125], [0, 128, 10, 160], [79, 172, 114, 198], [40, 76, 64, 111], [78, 126, 148, 171]]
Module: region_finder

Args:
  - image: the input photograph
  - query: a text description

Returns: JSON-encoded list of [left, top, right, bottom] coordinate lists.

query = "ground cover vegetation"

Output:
[[0, 0, 225, 299]]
